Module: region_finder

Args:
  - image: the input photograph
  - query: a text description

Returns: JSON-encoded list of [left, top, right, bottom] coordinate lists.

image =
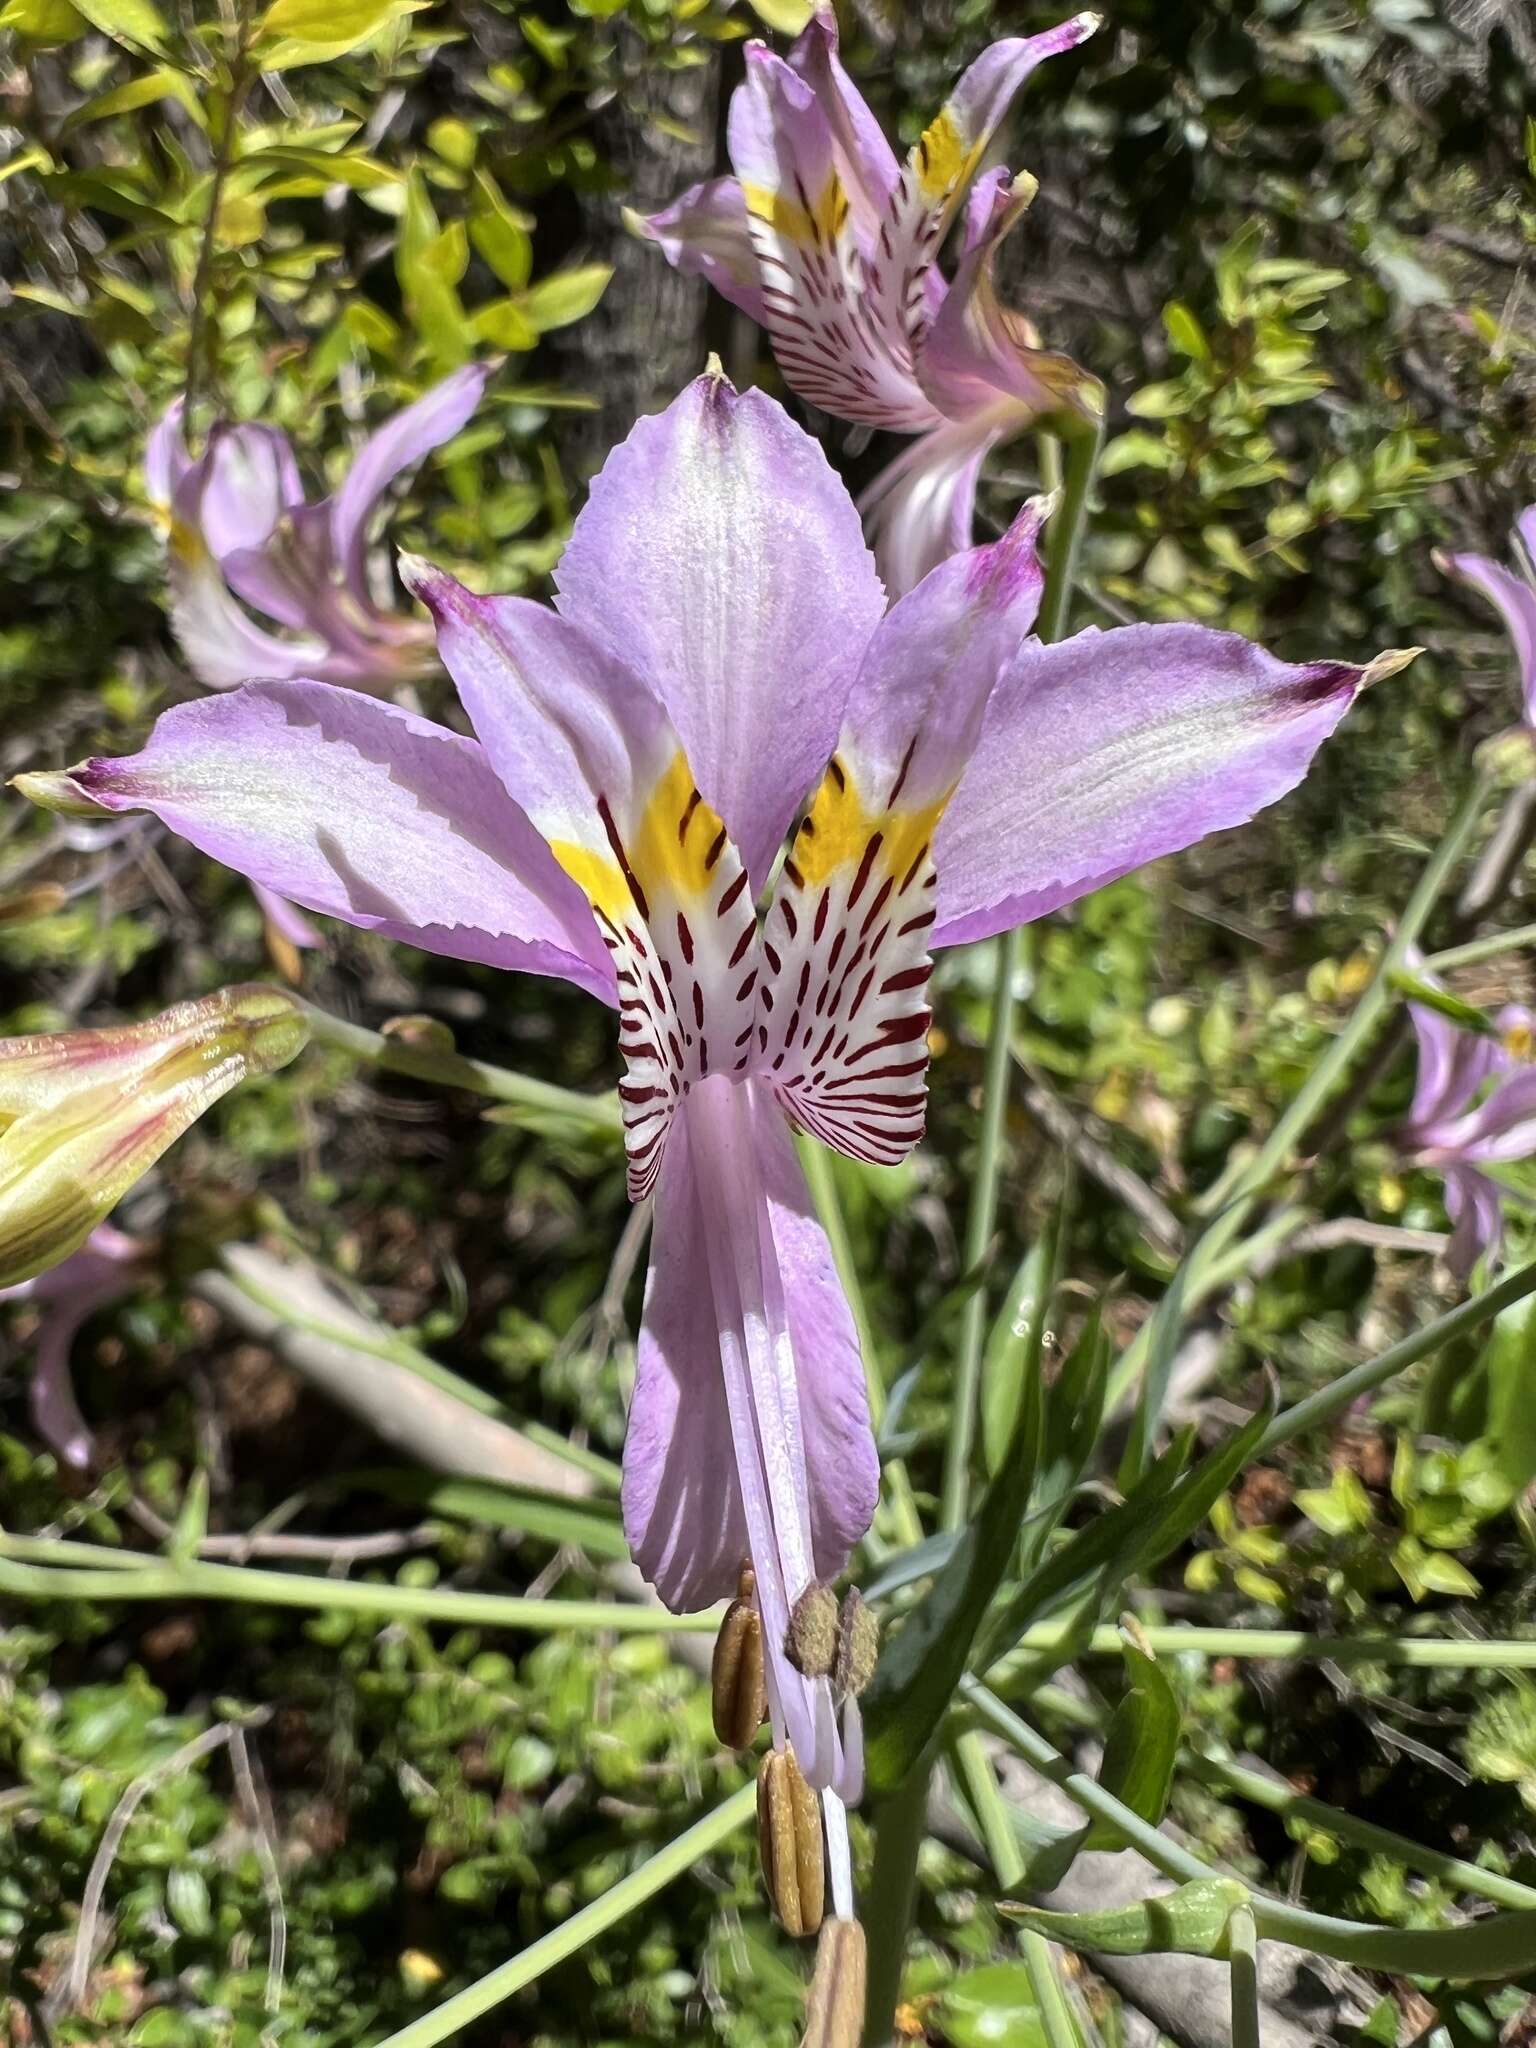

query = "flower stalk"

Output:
[[865, 419, 1101, 2046]]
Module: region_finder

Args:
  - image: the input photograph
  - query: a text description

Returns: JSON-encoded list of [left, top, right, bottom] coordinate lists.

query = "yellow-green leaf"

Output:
[[253, 0, 426, 70], [519, 263, 612, 333], [0, 0, 84, 44], [70, 0, 171, 54]]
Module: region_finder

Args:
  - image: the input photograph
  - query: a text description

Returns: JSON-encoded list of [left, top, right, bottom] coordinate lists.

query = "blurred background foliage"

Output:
[[3, 0, 1536, 2042]]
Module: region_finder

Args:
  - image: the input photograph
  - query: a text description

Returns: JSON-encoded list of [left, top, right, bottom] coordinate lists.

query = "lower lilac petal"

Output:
[[253, 881, 323, 952], [859, 418, 994, 599], [62, 683, 615, 1000], [1443, 1167, 1504, 1281], [4, 1229, 143, 1468], [1439, 548, 1536, 725], [747, 1087, 879, 1579], [933, 624, 1396, 948], [623, 1117, 751, 1611], [331, 365, 494, 606]]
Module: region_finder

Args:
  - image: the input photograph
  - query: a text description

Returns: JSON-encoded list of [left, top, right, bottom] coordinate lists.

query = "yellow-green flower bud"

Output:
[[757, 1745, 825, 1938], [0, 984, 310, 1289]]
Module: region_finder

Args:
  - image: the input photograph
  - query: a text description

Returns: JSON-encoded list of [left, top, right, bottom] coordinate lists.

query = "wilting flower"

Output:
[[634, 8, 1100, 594], [18, 370, 1393, 1911], [0, 984, 309, 1291], [1, 1225, 144, 1468], [146, 364, 493, 693], [1436, 506, 1536, 728], [1400, 972, 1536, 1278]]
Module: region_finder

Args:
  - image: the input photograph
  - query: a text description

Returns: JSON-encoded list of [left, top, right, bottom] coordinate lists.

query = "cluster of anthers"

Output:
[[712, 1566, 878, 2025]]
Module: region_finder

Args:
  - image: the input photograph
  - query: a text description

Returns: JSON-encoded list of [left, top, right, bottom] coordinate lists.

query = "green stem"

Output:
[[12, 1531, 1536, 1673], [864, 416, 1101, 2047], [0, 1547, 713, 1633], [1257, 1254, 1536, 1457], [941, 924, 1023, 1533], [1422, 920, 1536, 974], [1186, 1749, 1536, 1912], [372, 1783, 755, 2048], [302, 1003, 623, 1134], [861, 1765, 933, 2048], [954, 1730, 1025, 1888], [1021, 1930, 1081, 2048], [1228, 1905, 1261, 2048]]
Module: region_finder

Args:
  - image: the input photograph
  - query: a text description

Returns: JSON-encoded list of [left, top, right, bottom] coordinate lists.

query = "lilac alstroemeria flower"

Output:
[[146, 364, 494, 693], [25, 370, 1395, 1909], [634, 8, 1100, 595], [1436, 505, 1536, 726], [1, 1225, 143, 1469], [1401, 976, 1536, 1279]]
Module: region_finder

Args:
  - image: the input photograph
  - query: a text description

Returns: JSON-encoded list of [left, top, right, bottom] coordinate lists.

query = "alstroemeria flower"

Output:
[[634, 9, 1100, 594], [22, 372, 1390, 1910], [0, 984, 309, 1290], [1, 1225, 144, 1468], [1436, 505, 1536, 727], [146, 364, 493, 694], [1401, 976, 1536, 1278]]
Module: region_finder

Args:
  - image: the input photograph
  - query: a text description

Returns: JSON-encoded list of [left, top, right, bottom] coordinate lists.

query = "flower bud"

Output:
[[757, 1745, 825, 1938], [834, 1589, 879, 1699], [786, 1582, 839, 1679], [800, 1918, 867, 2048], [0, 984, 310, 1289], [712, 1573, 767, 1751]]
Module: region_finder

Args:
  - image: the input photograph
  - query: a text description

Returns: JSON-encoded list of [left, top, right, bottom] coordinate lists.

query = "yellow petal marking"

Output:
[[914, 105, 983, 203], [548, 751, 729, 927], [743, 174, 849, 249], [794, 759, 949, 892]]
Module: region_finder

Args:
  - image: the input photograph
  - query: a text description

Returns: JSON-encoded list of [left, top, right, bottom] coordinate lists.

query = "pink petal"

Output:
[[916, 170, 1094, 428], [859, 416, 996, 599], [730, 44, 938, 431], [1439, 546, 1536, 726], [630, 178, 770, 324], [405, 563, 762, 1198], [758, 503, 1050, 1165], [622, 1110, 752, 1611], [933, 624, 1385, 947], [786, 6, 900, 235], [624, 1076, 873, 1791], [553, 371, 886, 892], [330, 364, 494, 607], [59, 683, 614, 999]]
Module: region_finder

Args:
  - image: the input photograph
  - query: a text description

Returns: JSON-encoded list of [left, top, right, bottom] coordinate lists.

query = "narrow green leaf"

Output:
[[62, 65, 206, 128], [862, 1257, 1062, 1790], [1084, 1629, 1181, 1847], [980, 1238, 1050, 1475]]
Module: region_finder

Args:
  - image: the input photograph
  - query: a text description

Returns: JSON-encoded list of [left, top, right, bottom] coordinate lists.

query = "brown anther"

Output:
[[834, 1588, 879, 1699], [712, 1587, 767, 1751], [786, 1582, 839, 1679], [800, 1917, 866, 2048], [757, 1745, 825, 1937]]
